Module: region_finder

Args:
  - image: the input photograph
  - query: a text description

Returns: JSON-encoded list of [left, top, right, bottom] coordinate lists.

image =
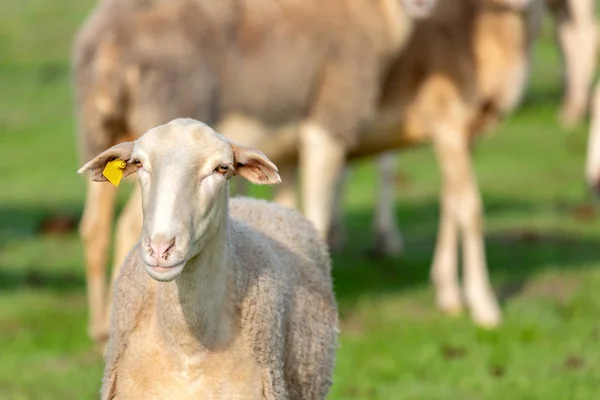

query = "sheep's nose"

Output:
[[148, 235, 176, 260]]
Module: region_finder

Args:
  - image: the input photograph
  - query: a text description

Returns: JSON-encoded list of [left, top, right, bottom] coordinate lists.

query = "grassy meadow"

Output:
[[1, 1, 600, 398]]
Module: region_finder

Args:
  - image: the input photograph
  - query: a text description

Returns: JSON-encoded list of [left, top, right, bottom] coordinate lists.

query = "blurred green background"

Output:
[[1, 1, 600, 399]]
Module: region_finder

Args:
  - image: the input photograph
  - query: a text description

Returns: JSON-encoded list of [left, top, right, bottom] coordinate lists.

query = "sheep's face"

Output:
[[78, 118, 280, 282], [401, 0, 438, 20]]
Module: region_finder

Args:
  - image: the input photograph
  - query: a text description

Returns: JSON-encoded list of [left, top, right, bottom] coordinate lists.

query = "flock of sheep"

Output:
[[72, 0, 599, 398]]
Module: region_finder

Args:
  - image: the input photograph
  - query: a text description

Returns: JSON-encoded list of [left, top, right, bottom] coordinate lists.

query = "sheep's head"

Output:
[[78, 118, 281, 282], [401, 0, 438, 19]]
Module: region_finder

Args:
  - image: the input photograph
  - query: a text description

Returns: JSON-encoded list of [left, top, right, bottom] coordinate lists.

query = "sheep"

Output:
[[364, 0, 545, 256], [337, 0, 598, 260], [243, 0, 545, 328], [72, 0, 437, 345], [77, 118, 339, 400], [360, 0, 545, 327]]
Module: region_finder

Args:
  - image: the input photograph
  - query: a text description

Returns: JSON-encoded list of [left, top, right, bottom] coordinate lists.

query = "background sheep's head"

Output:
[[78, 118, 280, 282]]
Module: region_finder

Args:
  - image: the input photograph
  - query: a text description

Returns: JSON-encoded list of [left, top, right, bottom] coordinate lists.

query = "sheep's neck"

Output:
[[154, 224, 235, 356]]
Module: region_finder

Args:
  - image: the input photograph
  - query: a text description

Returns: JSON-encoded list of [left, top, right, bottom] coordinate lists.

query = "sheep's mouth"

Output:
[[149, 260, 185, 271], [152, 266, 178, 273], [142, 256, 186, 270], [144, 260, 187, 282]]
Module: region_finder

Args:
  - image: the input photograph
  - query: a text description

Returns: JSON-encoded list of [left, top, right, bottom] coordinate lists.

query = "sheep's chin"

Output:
[[144, 261, 186, 282]]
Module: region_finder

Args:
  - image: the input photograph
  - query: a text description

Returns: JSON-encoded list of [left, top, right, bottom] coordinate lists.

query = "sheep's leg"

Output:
[[302, 157, 347, 252], [80, 180, 118, 343], [552, 0, 598, 128], [299, 122, 346, 239], [430, 144, 462, 316], [432, 126, 501, 327], [327, 167, 348, 252], [585, 81, 600, 189], [272, 165, 298, 209], [103, 181, 143, 339], [372, 151, 404, 257]]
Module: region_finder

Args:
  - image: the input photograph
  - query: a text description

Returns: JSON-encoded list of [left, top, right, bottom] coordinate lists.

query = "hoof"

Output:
[[434, 286, 463, 318], [472, 315, 502, 330], [371, 230, 404, 258], [441, 305, 464, 318], [470, 303, 502, 329], [559, 106, 584, 130]]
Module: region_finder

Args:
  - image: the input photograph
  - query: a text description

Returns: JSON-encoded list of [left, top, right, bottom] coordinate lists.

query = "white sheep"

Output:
[[78, 118, 339, 399]]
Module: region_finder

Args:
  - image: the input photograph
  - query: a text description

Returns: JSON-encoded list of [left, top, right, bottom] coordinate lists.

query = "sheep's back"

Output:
[[228, 196, 331, 277]]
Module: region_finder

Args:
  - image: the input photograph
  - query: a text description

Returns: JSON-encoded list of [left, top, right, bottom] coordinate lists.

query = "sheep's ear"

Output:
[[77, 142, 137, 182], [231, 143, 281, 185]]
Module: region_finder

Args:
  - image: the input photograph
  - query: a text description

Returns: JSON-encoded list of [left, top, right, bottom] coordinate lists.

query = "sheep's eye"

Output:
[[133, 160, 143, 169], [215, 164, 229, 174]]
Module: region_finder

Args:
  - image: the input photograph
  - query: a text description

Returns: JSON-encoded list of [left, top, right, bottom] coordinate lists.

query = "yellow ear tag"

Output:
[[102, 159, 127, 186]]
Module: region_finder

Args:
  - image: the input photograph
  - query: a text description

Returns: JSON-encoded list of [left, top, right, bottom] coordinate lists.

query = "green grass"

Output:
[[1, 1, 600, 398]]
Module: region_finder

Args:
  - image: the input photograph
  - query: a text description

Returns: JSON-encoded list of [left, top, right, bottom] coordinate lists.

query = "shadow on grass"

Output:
[[0, 268, 84, 292], [1, 202, 101, 293], [0, 204, 83, 244]]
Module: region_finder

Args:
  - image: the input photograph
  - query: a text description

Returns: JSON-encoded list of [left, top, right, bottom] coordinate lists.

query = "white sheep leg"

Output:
[[373, 151, 404, 256], [432, 124, 501, 328], [458, 177, 500, 328], [272, 165, 298, 209], [429, 163, 462, 317], [299, 122, 346, 239], [80, 180, 118, 344], [553, 0, 598, 128], [585, 81, 600, 188]]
